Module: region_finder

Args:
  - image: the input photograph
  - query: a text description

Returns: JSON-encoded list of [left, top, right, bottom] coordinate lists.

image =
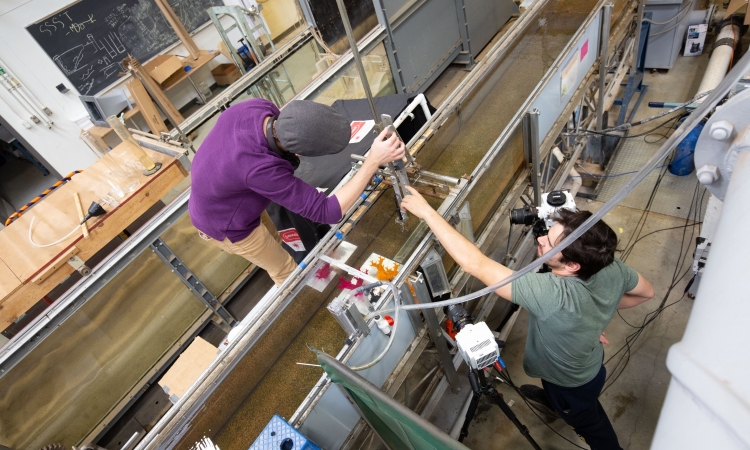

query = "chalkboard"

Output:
[[26, 0, 224, 96]]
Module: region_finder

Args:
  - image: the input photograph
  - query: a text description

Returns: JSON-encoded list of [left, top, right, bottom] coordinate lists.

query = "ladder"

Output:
[[208, 5, 296, 103], [207, 5, 275, 74]]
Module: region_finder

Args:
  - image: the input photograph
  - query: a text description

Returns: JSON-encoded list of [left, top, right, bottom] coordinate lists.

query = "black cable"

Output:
[[619, 165, 668, 261], [607, 234, 695, 372], [601, 291, 688, 394], [603, 160, 706, 391], [618, 112, 693, 262], [626, 222, 702, 251], [564, 112, 688, 140], [603, 213, 698, 393]]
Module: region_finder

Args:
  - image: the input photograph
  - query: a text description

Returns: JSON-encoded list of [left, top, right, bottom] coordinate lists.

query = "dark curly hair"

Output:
[[552, 209, 618, 281]]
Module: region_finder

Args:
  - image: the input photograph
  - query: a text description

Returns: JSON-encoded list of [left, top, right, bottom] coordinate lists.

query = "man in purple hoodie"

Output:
[[189, 99, 404, 286]]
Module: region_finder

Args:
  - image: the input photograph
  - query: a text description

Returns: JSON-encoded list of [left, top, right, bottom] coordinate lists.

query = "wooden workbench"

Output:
[[0, 143, 188, 330]]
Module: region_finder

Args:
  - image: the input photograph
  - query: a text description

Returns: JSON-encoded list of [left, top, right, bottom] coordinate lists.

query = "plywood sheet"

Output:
[[159, 336, 218, 403], [0, 258, 21, 301]]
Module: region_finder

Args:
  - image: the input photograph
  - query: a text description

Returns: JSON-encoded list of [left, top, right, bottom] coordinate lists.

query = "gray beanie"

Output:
[[276, 100, 351, 156]]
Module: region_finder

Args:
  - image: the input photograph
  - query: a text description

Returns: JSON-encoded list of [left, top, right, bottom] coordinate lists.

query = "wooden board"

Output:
[[0, 259, 21, 302], [127, 78, 169, 134], [125, 56, 185, 126], [0, 143, 187, 330], [158, 336, 218, 403], [153, 0, 201, 60]]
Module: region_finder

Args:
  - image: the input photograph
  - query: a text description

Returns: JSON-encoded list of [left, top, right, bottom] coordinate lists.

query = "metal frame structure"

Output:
[[2, 0, 645, 445], [208, 5, 275, 73], [150, 238, 237, 328], [135, 0, 640, 447]]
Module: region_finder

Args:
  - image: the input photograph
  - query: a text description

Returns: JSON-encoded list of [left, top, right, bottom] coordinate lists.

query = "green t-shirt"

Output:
[[511, 258, 639, 387]]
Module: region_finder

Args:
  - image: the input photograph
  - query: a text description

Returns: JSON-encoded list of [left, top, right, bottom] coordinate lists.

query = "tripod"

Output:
[[458, 367, 542, 449]]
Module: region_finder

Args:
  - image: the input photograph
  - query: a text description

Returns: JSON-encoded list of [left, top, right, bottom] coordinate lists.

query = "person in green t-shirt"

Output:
[[401, 187, 654, 450]]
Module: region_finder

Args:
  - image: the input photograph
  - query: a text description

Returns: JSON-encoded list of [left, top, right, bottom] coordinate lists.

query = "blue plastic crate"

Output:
[[249, 414, 321, 450]]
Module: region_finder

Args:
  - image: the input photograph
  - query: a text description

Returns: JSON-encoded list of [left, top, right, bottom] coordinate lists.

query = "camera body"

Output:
[[446, 304, 499, 370], [509, 190, 577, 235]]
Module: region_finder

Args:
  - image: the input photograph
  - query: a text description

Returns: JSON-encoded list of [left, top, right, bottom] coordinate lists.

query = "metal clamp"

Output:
[[67, 255, 91, 276]]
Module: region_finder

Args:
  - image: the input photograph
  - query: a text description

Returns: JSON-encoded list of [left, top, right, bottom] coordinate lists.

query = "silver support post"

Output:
[[408, 273, 460, 393], [335, 0, 381, 129], [596, 4, 613, 132], [399, 283, 426, 334], [632, 0, 645, 77], [523, 109, 541, 206], [372, 0, 406, 92]]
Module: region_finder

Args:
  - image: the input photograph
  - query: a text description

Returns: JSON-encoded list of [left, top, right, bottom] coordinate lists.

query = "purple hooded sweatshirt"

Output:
[[188, 99, 342, 242]]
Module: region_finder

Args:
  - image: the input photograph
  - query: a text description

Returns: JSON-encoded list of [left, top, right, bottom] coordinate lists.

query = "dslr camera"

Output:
[[509, 190, 577, 236]]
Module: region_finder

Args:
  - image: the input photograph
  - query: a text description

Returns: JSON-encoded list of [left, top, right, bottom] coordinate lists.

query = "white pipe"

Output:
[[12, 72, 51, 117], [8, 75, 53, 128], [0, 73, 51, 128], [0, 57, 53, 117], [551, 146, 582, 197], [394, 93, 432, 128], [0, 84, 34, 129], [696, 23, 741, 98], [0, 76, 41, 125], [651, 150, 750, 449]]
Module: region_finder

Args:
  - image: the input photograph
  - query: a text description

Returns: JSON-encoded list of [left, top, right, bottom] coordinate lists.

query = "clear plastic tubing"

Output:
[[106, 115, 157, 171], [348, 281, 402, 371], [81, 130, 128, 177]]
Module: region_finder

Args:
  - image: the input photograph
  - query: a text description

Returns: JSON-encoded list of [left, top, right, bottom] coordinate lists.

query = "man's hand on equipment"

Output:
[[366, 128, 405, 167], [401, 186, 435, 219]]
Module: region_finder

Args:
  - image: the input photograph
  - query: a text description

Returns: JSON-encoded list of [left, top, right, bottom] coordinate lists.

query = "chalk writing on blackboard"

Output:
[[27, 0, 222, 95]]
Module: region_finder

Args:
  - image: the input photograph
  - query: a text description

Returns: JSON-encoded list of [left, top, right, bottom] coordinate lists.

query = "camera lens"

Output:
[[446, 304, 473, 332], [509, 205, 538, 225]]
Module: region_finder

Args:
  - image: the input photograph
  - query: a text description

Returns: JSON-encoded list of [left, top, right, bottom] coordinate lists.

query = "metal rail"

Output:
[[135, 0, 636, 445], [0, 190, 190, 376]]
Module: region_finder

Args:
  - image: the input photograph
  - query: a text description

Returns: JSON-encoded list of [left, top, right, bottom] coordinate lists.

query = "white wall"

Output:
[[0, 0, 232, 175]]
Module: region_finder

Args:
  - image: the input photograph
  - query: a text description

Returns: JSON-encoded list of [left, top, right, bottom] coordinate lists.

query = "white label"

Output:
[[279, 228, 306, 252], [349, 120, 376, 143]]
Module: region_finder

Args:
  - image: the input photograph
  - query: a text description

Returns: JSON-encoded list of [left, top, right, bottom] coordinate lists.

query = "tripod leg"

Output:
[[458, 393, 481, 442], [488, 388, 543, 450]]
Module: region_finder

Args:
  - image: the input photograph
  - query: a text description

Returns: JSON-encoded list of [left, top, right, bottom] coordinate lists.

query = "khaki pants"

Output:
[[202, 211, 297, 286]]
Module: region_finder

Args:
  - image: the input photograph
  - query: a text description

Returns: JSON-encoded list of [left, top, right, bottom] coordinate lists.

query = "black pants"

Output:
[[542, 365, 622, 450]]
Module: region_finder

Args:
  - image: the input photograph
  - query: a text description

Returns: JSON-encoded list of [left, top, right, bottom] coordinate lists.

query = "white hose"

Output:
[[349, 281, 402, 371], [28, 216, 81, 248], [368, 50, 750, 319], [696, 23, 740, 98]]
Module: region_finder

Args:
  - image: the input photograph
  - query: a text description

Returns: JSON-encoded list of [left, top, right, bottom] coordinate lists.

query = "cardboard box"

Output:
[[143, 55, 183, 84], [211, 63, 241, 86], [684, 24, 707, 57], [158, 336, 218, 404]]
